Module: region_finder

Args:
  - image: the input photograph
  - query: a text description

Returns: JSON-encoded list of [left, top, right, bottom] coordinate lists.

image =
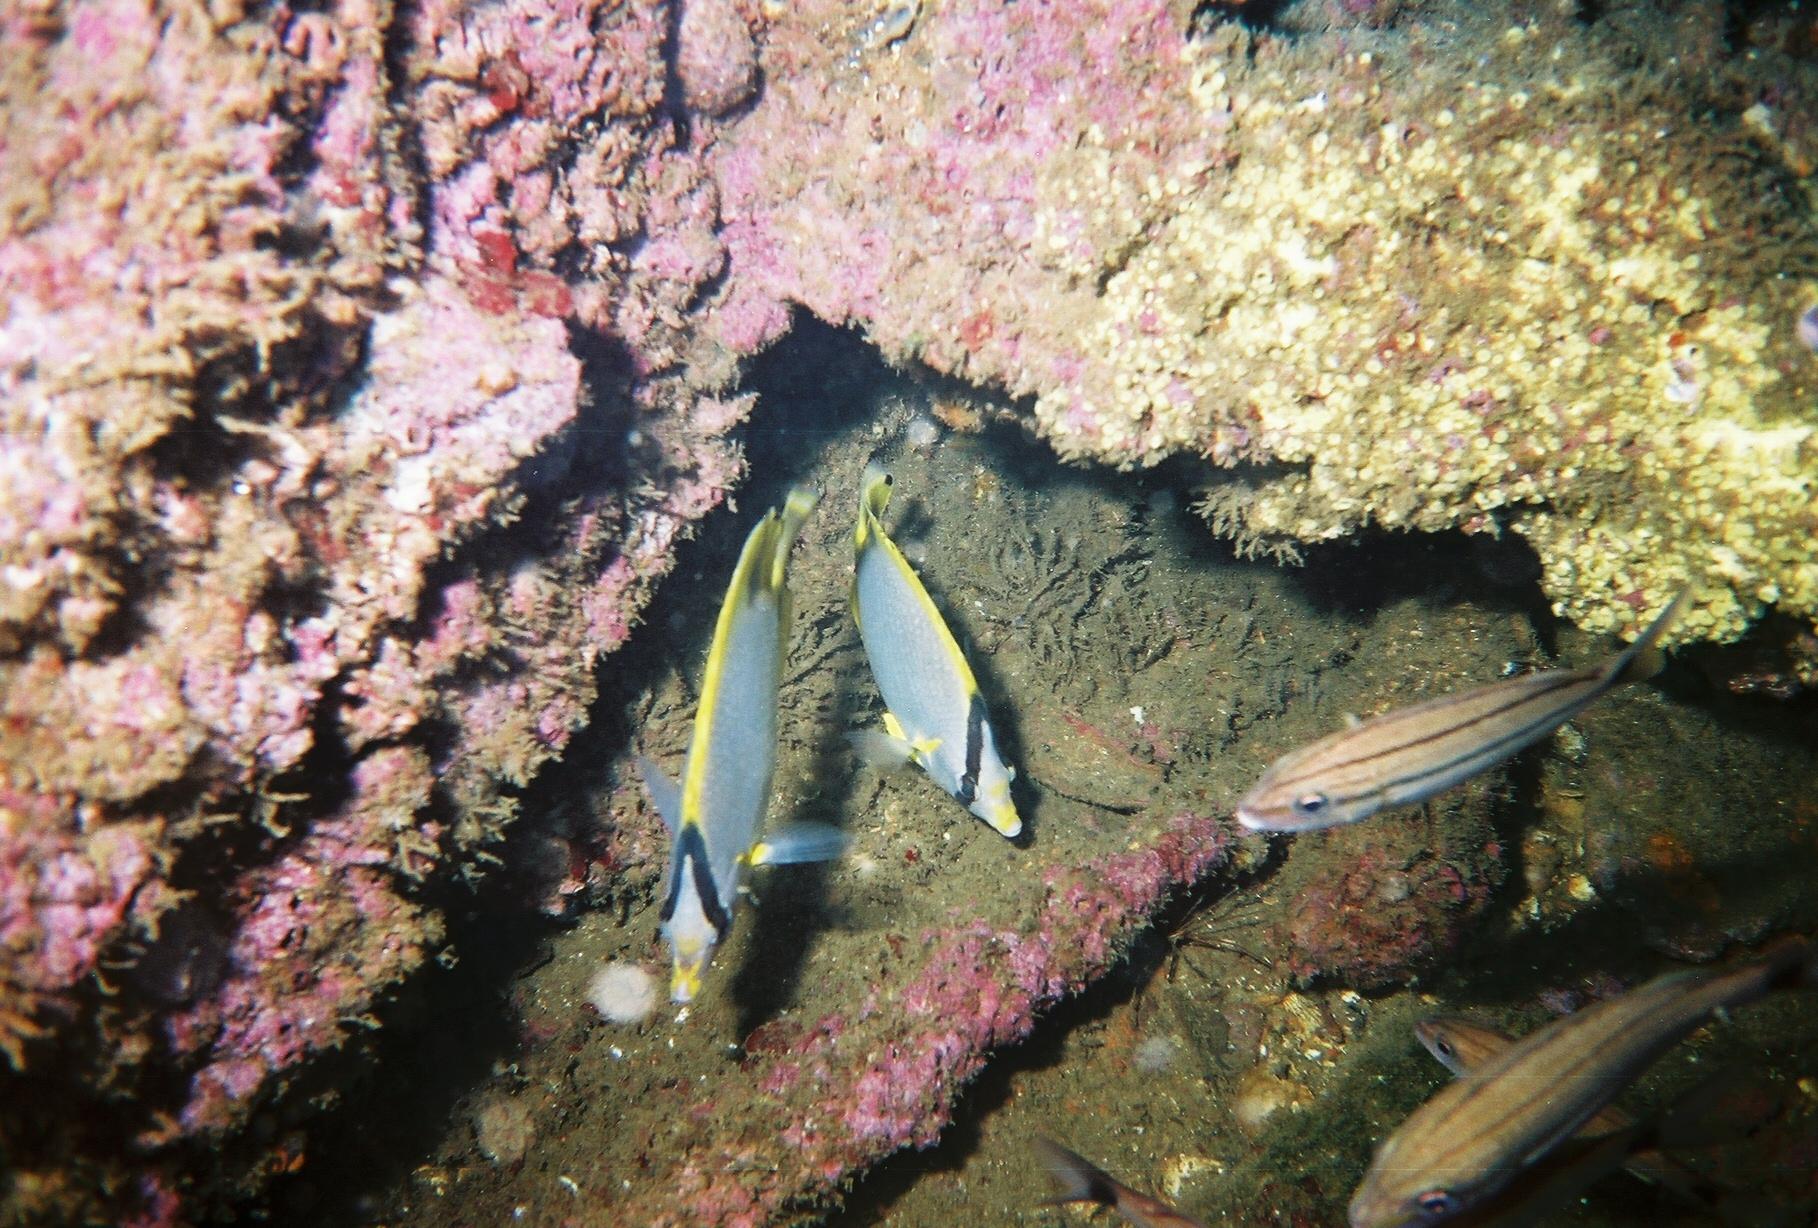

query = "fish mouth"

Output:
[[976, 804, 1022, 839], [1233, 804, 1270, 831], [1346, 1182, 1421, 1228], [670, 961, 703, 1004], [1344, 1194, 1393, 1228]]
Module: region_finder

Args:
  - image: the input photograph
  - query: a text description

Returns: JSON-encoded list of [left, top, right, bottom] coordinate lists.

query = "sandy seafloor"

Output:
[[277, 321, 1818, 1228]]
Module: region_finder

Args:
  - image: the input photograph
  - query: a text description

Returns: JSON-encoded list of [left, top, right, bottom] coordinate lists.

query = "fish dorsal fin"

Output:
[[852, 468, 985, 699], [1032, 1137, 1125, 1211], [639, 756, 683, 836], [681, 488, 819, 825]]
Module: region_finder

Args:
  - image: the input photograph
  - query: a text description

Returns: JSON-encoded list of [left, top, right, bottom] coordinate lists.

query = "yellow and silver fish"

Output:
[[1237, 590, 1687, 833], [1348, 936, 1811, 1228], [642, 487, 844, 1004], [851, 462, 1021, 837]]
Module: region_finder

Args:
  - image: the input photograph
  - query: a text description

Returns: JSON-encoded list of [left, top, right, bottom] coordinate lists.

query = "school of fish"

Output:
[[637, 462, 1807, 1224]]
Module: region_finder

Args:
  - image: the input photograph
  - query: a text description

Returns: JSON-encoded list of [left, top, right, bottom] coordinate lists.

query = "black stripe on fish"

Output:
[[659, 825, 732, 940], [957, 692, 985, 806]]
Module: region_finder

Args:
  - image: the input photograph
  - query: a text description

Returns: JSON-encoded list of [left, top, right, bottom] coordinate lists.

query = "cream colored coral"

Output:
[[1027, 29, 1816, 643]]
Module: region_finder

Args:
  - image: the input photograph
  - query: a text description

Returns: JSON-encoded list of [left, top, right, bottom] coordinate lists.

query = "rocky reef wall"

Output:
[[1, 0, 774, 1218], [3, 0, 1815, 1223], [725, 0, 1818, 649]]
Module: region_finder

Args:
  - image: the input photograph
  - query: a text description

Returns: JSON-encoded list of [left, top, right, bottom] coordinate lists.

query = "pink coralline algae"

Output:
[[640, 815, 1234, 1227], [16, 0, 1757, 1221], [0, 806, 154, 1067], [721, 0, 1818, 646], [714, 0, 1207, 373], [1280, 812, 1504, 992], [677, 0, 760, 116], [1, 0, 777, 1219]]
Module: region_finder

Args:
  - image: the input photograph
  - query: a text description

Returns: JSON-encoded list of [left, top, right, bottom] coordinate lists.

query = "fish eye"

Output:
[[1416, 1190, 1456, 1217], [1293, 792, 1329, 816], [1433, 1037, 1454, 1058]]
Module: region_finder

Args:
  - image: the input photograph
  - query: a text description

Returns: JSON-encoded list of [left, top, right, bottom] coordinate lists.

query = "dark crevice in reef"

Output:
[[1290, 526, 1550, 629], [252, 882, 549, 1227], [256, 313, 904, 1226]]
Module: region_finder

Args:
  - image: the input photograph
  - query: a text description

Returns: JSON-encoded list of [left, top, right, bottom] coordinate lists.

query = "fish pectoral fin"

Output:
[[1343, 712, 1364, 730], [848, 728, 915, 770], [638, 756, 684, 835], [881, 713, 944, 763], [852, 714, 941, 768], [748, 823, 849, 866]]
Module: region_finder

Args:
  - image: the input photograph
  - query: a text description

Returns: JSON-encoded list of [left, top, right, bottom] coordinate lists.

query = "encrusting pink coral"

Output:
[[17, 0, 1789, 1221], [636, 815, 1233, 1226], [0, 0, 772, 1218]]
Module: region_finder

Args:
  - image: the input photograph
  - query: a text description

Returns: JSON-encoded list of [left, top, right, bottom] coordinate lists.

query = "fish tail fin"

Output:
[[860, 461, 894, 513], [1032, 1137, 1120, 1209], [762, 485, 819, 592], [1700, 934, 1815, 1018], [770, 483, 821, 582], [1608, 586, 1691, 685], [857, 461, 895, 552], [720, 486, 817, 628], [1759, 932, 1816, 992]]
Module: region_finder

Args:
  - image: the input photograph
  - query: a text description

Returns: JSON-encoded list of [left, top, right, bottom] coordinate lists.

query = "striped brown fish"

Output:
[[1412, 1016, 1705, 1201], [1237, 591, 1686, 832], [1348, 937, 1811, 1228]]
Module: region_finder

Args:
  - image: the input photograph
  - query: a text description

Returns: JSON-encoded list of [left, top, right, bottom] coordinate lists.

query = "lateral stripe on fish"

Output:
[[1293, 669, 1587, 779], [1413, 1015, 1708, 1202]]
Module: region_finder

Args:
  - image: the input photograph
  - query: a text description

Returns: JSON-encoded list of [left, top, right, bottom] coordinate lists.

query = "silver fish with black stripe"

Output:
[[850, 462, 1021, 837], [642, 487, 845, 1003]]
